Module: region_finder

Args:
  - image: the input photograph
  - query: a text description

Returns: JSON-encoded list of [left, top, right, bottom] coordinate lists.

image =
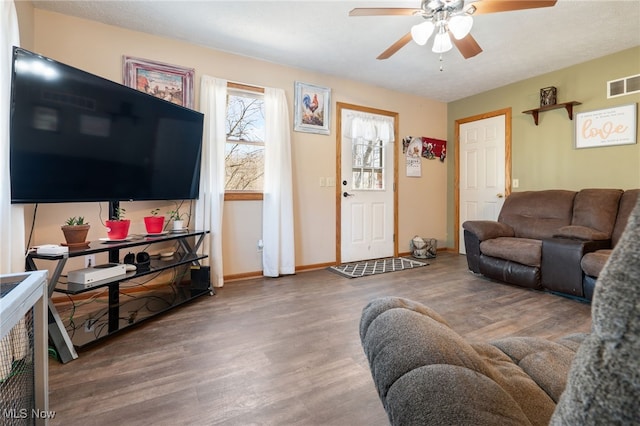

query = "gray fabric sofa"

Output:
[[462, 188, 635, 300], [360, 197, 640, 425]]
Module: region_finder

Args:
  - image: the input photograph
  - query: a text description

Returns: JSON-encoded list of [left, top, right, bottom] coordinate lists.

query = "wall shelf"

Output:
[[522, 101, 581, 125]]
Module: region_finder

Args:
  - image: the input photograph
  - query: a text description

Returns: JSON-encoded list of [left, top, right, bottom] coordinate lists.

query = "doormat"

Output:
[[328, 257, 428, 279]]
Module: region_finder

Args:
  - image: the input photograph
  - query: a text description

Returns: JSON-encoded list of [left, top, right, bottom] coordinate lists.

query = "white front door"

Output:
[[458, 113, 509, 254], [339, 106, 396, 263]]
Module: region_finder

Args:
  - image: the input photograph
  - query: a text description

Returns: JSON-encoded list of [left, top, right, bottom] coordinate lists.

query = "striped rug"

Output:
[[328, 257, 428, 279]]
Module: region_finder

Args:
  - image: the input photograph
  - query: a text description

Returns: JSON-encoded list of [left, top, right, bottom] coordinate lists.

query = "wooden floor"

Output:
[[47, 252, 592, 425]]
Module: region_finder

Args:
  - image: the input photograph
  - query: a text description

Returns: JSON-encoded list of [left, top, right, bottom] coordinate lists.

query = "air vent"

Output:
[[607, 74, 640, 98]]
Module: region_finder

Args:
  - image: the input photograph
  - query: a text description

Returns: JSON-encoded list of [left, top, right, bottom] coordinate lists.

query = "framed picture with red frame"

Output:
[[123, 56, 194, 109]]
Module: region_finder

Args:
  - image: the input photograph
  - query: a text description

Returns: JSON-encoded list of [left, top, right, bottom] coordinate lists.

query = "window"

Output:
[[352, 138, 385, 190], [225, 83, 265, 199]]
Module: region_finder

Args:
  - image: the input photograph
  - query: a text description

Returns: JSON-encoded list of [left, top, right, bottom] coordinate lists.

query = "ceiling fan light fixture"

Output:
[[353, 0, 559, 61], [411, 21, 435, 45], [426, 0, 441, 10], [448, 15, 473, 39], [432, 30, 453, 53]]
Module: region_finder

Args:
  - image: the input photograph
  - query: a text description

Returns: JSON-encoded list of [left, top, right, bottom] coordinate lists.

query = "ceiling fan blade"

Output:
[[451, 32, 483, 59], [349, 8, 421, 17], [377, 32, 413, 60], [471, 0, 557, 15]]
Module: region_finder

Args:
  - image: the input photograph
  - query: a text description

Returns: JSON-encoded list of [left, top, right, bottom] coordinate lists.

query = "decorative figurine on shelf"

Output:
[[540, 86, 557, 107]]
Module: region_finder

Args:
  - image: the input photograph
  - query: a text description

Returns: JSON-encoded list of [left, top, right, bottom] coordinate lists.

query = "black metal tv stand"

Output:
[[26, 230, 211, 363]]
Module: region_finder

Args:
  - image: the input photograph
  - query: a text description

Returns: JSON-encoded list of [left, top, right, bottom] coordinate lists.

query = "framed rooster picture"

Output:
[[294, 81, 331, 135]]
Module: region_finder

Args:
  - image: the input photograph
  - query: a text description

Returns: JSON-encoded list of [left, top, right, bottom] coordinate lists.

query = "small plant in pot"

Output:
[[61, 216, 90, 248], [105, 207, 130, 240], [167, 208, 189, 232], [144, 208, 165, 234]]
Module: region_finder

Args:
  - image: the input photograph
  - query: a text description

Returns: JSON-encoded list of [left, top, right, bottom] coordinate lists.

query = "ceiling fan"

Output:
[[350, 0, 557, 60]]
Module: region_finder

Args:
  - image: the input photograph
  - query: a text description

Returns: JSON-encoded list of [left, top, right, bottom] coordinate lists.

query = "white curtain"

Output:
[[345, 112, 395, 144], [0, 0, 24, 275], [262, 88, 295, 277], [196, 76, 227, 287]]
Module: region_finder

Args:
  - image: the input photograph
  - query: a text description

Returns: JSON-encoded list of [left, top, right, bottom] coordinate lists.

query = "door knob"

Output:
[[343, 192, 355, 198], [497, 193, 504, 198]]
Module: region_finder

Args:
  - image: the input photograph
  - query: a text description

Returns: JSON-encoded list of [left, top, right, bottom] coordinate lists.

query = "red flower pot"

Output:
[[105, 219, 130, 240], [144, 216, 165, 234]]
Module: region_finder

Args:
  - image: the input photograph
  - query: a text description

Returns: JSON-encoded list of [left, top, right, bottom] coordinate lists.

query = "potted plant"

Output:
[[105, 207, 130, 240], [167, 207, 189, 231], [144, 208, 165, 234], [61, 216, 90, 247]]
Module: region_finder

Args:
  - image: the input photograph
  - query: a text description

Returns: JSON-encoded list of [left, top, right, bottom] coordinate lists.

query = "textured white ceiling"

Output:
[[32, 0, 640, 102]]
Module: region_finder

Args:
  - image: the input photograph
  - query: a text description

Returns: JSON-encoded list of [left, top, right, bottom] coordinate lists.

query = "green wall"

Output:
[[447, 46, 640, 248]]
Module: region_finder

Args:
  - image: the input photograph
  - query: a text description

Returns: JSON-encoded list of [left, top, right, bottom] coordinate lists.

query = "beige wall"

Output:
[[19, 9, 448, 278], [14, 0, 34, 49], [446, 47, 640, 248]]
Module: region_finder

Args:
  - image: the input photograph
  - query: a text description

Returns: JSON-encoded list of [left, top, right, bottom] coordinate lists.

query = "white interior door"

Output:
[[459, 114, 507, 254], [340, 109, 395, 263]]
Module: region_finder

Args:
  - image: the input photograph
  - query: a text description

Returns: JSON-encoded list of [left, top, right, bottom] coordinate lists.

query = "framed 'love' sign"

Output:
[[575, 103, 637, 149]]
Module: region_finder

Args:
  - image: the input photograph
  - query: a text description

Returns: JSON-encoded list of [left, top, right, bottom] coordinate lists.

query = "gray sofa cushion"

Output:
[[385, 364, 534, 426], [360, 297, 585, 425], [551, 198, 640, 424], [489, 335, 584, 403]]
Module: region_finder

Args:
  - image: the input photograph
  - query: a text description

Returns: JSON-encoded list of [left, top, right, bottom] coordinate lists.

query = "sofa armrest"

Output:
[[463, 230, 482, 273], [554, 225, 610, 241], [541, 238, 611, 298], [462, 220, 515, 241]]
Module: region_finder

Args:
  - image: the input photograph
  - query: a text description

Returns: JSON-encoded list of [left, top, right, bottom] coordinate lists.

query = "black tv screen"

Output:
[[10, 47, 204, 203]]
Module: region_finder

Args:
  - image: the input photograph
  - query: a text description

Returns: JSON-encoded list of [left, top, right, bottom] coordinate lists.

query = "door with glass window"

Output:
[[338, 105, 396, 263]]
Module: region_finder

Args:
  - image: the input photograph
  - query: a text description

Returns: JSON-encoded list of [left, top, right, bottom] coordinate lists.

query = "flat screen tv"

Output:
[[10, 47, 204, 204]]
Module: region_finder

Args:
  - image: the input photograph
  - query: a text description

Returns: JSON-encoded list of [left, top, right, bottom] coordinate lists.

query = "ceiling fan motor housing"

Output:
[[421, 0, 469, 16]]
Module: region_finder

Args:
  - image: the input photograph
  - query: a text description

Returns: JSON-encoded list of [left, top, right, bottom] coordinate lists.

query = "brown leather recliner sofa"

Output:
[[579, 189, 639, 299], [462, 188, 637, 300]]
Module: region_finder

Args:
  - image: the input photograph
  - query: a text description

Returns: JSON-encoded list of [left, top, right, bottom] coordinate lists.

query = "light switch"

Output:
[[319, 177, 326, 187], [513, 178, 519, 188]]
